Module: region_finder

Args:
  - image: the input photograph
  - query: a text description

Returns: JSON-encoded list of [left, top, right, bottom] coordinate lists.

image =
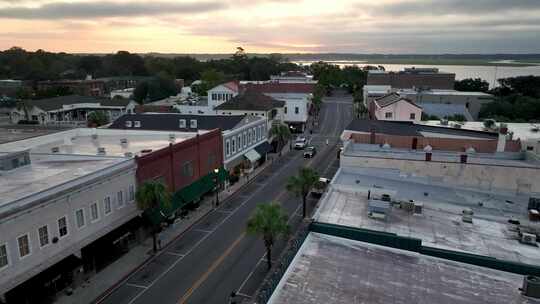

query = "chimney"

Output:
[[496, 129, 507, 153], [460, 154, 467, 163]]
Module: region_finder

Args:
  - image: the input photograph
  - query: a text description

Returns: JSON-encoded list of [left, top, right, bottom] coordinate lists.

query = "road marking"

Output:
[[165, 252, 185, 257], [193, 228, 213, 233], [126, 283, 148, 289], [122, 152, 303, 304], [178, 232, 246, 304], [215, 209, 232, 214]]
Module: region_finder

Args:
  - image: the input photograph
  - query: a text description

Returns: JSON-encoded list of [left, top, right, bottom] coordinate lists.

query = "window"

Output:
[[17, 234, 30, 258], [232, 138, 236, 153], [134, 121, 141, 128], [179, 119, 186, 128], [38, 226, 49, 247], [129, 185, 135, 202], [75, 209, 85, 229], [284, 107, 288, 114], [182, 161, 194, 177], [125, 121, 132, 128], [295, 107, 299, 114], [212, 93, 217, 100], [410, 113, 416, 120], [527, 146, 534, 151], [385, 112, 393, 118], [90, 203, 99, 222], [0, 244, 8, 269], [243, 132, 247, 148], [257, 127, 260, 140], [104, 197, 112, 215], [226, 140, 230, 156], [58, 216, 68, 237], [237, 135, 242, 152], [117, 191, 124, 208]]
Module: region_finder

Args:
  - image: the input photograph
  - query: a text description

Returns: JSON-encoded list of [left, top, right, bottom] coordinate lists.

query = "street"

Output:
[[98, 93, 353, 304]]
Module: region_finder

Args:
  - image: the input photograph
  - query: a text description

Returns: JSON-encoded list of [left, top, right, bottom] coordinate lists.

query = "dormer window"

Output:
[[134, 121, 141, 128], [179, 119, 186, 128], [190, 119, 197, 129], [125, 121, 132, 128]]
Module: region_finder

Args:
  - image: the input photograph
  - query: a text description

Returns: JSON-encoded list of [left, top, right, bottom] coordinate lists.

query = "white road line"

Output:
[[126, 283, 148, 289], [124, 152, 303, 304], [165, 252, 185, 257], [193, 228, 213, 233]]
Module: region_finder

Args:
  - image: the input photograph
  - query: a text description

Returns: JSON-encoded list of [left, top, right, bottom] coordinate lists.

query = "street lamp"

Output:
[[213, 168, 220, 207]]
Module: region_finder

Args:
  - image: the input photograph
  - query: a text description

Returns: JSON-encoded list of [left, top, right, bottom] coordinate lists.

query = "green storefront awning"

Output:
[[145, 167, 229, 225]]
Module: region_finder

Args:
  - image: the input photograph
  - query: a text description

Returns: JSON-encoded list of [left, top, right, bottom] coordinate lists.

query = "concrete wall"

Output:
[[0, 161, 137, 296], [340, 153, 540, 194]]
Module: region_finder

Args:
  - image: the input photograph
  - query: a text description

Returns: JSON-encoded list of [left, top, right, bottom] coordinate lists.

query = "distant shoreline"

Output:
[[293, 59, 540, 67]]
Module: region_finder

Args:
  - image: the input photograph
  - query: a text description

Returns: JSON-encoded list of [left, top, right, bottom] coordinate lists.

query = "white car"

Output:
[[294, 137, 308, 149]]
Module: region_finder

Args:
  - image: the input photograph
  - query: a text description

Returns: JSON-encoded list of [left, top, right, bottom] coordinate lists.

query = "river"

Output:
[[293, 61, 540, 87]]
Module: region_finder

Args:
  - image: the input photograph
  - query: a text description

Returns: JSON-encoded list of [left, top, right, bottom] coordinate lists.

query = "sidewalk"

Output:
[[54, 153, 281, 304]]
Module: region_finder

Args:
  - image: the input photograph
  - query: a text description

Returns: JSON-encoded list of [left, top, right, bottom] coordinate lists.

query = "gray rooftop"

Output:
[[313, 167, 540, 265], [269, 233, 537, 304], [0, 126, 69, 144]]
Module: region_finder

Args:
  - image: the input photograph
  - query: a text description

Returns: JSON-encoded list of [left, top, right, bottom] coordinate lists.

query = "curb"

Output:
[[92, 158, 276, 304]]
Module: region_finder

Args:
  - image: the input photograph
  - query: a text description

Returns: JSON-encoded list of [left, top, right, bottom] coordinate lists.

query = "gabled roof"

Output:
[[22, 95, 122, 111], [211, 81, 239, 93], [345, 119, 498, 139], [240, 83, 315, 94], [215, 89, 285, 112], [109, 113, 247, 132], [374, 93, 422, 109]]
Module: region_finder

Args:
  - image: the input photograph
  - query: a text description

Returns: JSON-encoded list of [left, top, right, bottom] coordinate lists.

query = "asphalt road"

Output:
[[98, 92, 353, 304]]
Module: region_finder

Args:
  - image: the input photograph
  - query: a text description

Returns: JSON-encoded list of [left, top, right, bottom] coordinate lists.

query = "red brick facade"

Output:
[[135, 129, 223, 191], [349, 132, 521, 153]]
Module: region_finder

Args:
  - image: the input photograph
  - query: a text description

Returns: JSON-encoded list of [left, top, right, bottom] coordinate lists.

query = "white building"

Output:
[[0, 128, 201, 303], [370, 93, 422, 123], [110, 88, 134, 99], [269, 71, 316, 84]]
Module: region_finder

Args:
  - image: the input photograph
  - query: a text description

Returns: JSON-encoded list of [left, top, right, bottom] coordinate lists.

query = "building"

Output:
[[0, 128, 223, 304], [109, 113, 272, 175], [369, 93, 422, 123], [37, 80, 106, 97], [269, 71, 316, 83], [0, 80, 23, 98], [214, 89, 285, 133], [110, 88, 134, 99], [207, 81, 239, 109], [366, 67, 456, 89], [9, 95, 137, 127]]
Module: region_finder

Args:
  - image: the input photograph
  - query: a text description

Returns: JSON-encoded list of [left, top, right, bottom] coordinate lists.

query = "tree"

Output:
[[246, 203, 289, 270], [286, 167, 319, 218], [87, 111, 109, 127], [270, 124, 292, 155], [135, 181, 172, 253], [454, 78, 489, 92]]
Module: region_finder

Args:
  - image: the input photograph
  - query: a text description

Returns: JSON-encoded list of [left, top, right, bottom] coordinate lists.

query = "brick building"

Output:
[[367, 68, 455, 90]]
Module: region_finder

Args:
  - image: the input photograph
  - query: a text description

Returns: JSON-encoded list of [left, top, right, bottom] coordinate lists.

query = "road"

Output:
[[98, 92, 353, 304]]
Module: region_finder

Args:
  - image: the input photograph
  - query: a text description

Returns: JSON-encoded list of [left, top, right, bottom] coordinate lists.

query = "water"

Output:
[[294, 61, 540, 87]]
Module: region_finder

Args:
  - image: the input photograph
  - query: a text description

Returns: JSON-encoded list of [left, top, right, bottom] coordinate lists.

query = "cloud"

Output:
[[364, 0, 540, 16], [0, 1, 226, 19]]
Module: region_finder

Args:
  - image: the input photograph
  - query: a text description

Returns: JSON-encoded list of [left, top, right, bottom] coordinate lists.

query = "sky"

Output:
[[1, 0, 540, 54]]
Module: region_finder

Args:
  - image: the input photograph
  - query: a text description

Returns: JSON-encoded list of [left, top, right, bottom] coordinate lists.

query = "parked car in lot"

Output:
[[294, 136, 309, 149], [303, 146, 317, 158]]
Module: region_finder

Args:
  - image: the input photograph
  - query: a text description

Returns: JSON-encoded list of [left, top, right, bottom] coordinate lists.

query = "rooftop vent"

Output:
[[125, 121, 132, 128], [169, 134, 176, 142], [97, 147, 106, 155], [190, 119, 197, 129], [91, 134, 98, 140], [523, 276, 540, 298], [134, 121, 141, 128], [382, 143, 391, 149], [423, 145, 432, 152], [51, 147, 60, 153], [120, 138, 128, 145], [124, 152, 134, 158], [466, 147, 476, 154]]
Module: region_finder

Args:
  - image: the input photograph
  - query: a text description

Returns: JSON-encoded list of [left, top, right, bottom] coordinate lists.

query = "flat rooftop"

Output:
[[314, 167, 540, 265], [344, 143, 540, 168], [399, 89, 493, 96], [269, 233, 537, 304], [0, 153, 129, 216], [0, 128, 202, 157], [0, 125, 69, 144], [423, 121, 540, 143]]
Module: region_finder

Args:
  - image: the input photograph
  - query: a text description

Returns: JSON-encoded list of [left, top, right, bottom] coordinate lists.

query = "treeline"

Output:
[[0, 47, 298, 84]]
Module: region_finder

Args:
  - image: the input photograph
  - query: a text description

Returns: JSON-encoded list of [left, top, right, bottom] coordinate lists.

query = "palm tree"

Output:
[[135, 180, 171, 253], [270, 124, 292, 155], [286, 167, 319, 218], [246, 203, 289, 270]]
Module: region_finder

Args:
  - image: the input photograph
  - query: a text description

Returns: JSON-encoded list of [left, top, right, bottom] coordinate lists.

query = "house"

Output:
[[366, 67, 456, 90], [369, 93, 422, 123], [0, 128, 224, 304], [109, 113, 272, 175], [9, 95, 137, 126], [214, 89, 285, 133], [207, 81, 239, 109]]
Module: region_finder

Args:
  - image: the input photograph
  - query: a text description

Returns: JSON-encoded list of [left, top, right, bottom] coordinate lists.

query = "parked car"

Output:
[[294, 136, 309, 149], [303, 146, 317, 158]]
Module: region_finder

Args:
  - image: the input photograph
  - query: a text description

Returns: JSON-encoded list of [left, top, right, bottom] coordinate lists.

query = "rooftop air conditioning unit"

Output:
[[521, 233, 537, 246], [523, 276, 540, 298], [120, 138, 128, 146], [462, 214, 473, 223], [97, 147, 106, 155], [169, 134, 176, 142], [51, 147, 60, 153], [414, 202, 423, 214]]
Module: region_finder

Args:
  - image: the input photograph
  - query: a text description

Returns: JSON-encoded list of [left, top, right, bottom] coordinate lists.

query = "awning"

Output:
[[254, 141, 274, 155], [244, 149, 261, 163]]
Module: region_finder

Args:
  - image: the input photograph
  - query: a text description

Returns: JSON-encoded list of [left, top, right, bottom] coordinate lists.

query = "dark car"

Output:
[[303, 146, 316, 158]]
